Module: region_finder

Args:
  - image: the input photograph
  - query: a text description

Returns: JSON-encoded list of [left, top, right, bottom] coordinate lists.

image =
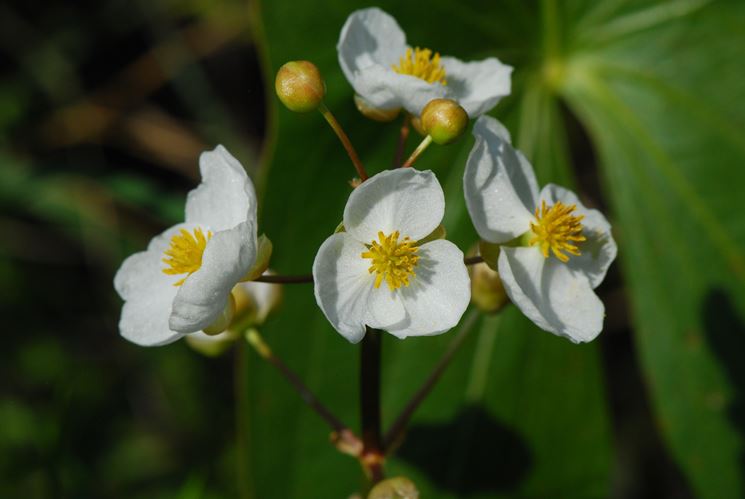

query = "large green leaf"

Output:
[[554, 1, 745, 497], [247, 1, 613, 497]]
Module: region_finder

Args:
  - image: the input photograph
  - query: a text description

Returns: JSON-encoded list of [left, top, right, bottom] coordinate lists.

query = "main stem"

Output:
[[360, 327, 384, 484]]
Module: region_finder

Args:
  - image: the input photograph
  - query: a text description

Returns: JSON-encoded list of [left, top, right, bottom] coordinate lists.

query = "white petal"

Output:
[[344, 168, 444, 244], [498, 247, 604, 343], [441, 56, 512, 117], [114, 224, 189, 346], [119, 291, 183, 346], [185, 145, 257, 232], [170, 220, 257, 332], [538, 184, 617, 289], [313, 233, 406, 343], [464, 116, 540, 243], [352, 65, 448, 115], [338, 8, 407, 90], [389, 240, 471, 338]]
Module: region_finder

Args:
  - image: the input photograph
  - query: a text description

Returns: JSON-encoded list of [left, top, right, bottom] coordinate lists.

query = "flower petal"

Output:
[[390, 240, 471, 338], [344, 168, 444, 244], [539, 184, 617, 289], [170, 220, 257, 333], [313, 233, 405, 343], [441, 56, 512, 117], [338, 8, 407, 88], [114, 224, 192, 346], [498, 247, 604, 343], [185, 145, 257, 232], [119, 291, 183, 346], [352, 65, 448, 115], [464, 116, 540, 243]]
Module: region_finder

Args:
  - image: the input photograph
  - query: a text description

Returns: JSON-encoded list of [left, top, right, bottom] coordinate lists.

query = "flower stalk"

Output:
[[393, 113, 411, 167], [318, 102, 369, 181], [383, 309, 479, 452], [245, 329, 358, 442], [401, 134, 433, 168]]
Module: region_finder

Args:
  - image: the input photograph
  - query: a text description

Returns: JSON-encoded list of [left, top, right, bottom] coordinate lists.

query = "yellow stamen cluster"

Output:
[[392, 47, 447, 85], [361, 231, 420, 290], [529, 201, 586, 263], [162, 227, 212, 286]]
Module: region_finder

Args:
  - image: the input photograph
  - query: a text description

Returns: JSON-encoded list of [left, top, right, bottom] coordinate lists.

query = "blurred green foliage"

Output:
[[1, 0, 744, 498]]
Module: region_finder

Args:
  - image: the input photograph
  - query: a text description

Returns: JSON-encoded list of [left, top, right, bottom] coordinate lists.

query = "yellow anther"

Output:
[[361, 231, 420, 290], [162, 227, 212, 285], [392, 47, 447, 85], [529, 201, 586, 263]]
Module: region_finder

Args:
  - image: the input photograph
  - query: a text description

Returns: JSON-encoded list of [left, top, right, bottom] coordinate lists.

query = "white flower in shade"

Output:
[[313, 168, 470, 343], [114, 146, 258, 346], [185, 274, 282, 356], [337, 7, 512, 118], [463, 116, 617, 343]]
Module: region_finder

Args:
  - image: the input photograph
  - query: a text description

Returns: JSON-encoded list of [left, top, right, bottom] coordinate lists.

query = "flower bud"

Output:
[[354, 94, 400, 122], [202, 292, 236, 336], [367, 476, 419, 499], [241, 234, 273, 282], [275, 61, 325, 112], [420, 98, 468, 145], [470, 259, 508, 313], [185, 329, 239, 357], [478, 240, 501, 272], [417, 224, 446, 245]]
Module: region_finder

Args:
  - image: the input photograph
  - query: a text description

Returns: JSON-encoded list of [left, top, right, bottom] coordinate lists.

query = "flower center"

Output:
[[529, 201, 586, 263], [162, 227, 212, 286], [392, 47, 447, 85], [361, 231, 420, 290]]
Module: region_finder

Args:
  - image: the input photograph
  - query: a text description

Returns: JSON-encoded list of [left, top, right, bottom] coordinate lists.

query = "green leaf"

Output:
[[248, 1, 612, 497], [555, 1, 745, 497]]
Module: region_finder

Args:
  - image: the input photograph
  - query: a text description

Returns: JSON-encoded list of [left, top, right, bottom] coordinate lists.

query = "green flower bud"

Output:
[[354, 94, 400, 122], [367, 476, 419, 499], [275, 61, 325, 112], [185, 329, 239, 357], [202, 292, 236, 336], [470, 259, 508, 314], [478, 239, 501, 272], [241, 234, 273, 282], [420, 98, 468, 145]]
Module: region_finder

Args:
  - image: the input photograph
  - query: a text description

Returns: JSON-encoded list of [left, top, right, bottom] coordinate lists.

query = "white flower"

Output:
[[337, 7, 512, 118], [114, 146, 258, 346], [313, 168, 471, 343], [463, 116, 617, 343], [185, 274, 282, 355]]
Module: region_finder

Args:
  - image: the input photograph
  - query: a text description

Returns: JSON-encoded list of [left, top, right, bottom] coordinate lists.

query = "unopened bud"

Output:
[[367, 476, 419, 499], [417, 224, 446, 245], [420, 98, 468, 145], [470, 260, 509, 313], [275, 61, 325, 112], [354, 94, 400, 122], [478, 240, 501, 272], [203, 292, 236, 335], [185, 329, 239, 357], [241, 234, 273, 282]]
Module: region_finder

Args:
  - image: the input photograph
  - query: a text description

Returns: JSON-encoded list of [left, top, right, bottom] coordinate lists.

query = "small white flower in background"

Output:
[[185, 274, 282, 356], [337, 7, 512, 119], [463, 116, 617, 343], [114, 146, 259, 346], [313, 168, 470, 343]]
